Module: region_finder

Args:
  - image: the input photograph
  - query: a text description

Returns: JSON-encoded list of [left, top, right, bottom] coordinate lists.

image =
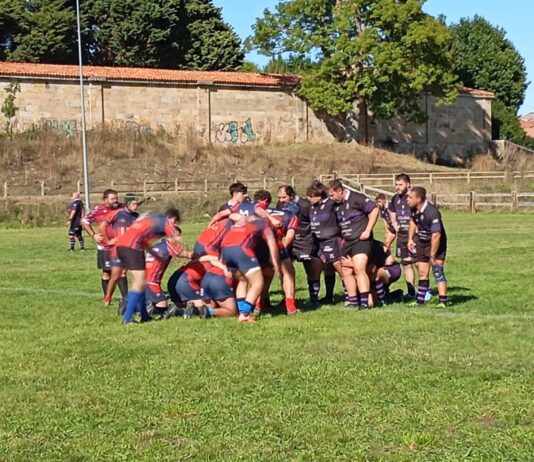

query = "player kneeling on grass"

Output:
[[407, 187, 449, 308], [115, 208, 185, 324], [368, 240, 403, 306]]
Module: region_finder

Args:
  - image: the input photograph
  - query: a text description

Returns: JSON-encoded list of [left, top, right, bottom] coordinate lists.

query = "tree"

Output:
[[238, 61, 262, 73], [491, 99, 526, 144], [247, 0, 458, 126], [450, 16, 528, 111], [0, 0, 244, 71]]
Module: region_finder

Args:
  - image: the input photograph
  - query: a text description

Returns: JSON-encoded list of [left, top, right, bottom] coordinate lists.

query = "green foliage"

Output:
[[238, 61, 263, 73], [0, 215, 534, 460], [491, 99, 526, 144], [0, 0, 243, 70], [263, 55, 315, 74], [1, 80, 20, 136], [450, 15, 528, 110], [248, 0, 459, 121]]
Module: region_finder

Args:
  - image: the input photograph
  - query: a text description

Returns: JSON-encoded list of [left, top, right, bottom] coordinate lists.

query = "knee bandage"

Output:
[[432, 265, 446, 284]]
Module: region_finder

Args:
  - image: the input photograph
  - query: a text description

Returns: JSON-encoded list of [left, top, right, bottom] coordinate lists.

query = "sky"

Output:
[[213, 0, 534, 116]]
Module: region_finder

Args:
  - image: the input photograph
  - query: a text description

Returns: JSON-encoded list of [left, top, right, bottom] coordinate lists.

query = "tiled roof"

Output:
[[0, 62, 299, 88], [0, 62, 495, 98], [520, 119, 534, 137]]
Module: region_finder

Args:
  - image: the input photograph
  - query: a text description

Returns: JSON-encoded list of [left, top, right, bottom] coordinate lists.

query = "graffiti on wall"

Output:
[[215, 118, 257, 144], [43, 119, 78, 135]]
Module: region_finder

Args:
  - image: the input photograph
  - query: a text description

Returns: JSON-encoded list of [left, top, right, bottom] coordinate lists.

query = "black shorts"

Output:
[[290, 241, 318, 262], [68, 226, 82, 237], [318, 238, 342, 263], [341, 239, 372, 258], [97, 249, 111, 271], [116, 246, 146, 271], [396, 233, 414, 262], [255, 241, 273, 269], [413, 238, 447, 264]]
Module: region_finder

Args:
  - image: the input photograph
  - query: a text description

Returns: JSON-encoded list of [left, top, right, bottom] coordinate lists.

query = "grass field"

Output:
[[1, 213, 533, 461]]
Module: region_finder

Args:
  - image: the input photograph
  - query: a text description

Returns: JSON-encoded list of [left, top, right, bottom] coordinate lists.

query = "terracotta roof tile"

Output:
[[459, 87, 495, 98], [0, 62, 299, 88]]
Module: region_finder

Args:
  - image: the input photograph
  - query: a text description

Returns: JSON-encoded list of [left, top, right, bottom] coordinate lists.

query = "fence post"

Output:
[[110, 180, 114, 188], [431, 192, 437, 205], [40, 180, 45, 197], [263, 177, 267, 189], [356, 174, 360, 183], [392, 173, 395, 186], [467, 171, 471, 185], [429, 173, 433, 184], [469, 191, 476, 213], [204, 178, 208, 193], [143, 179, 147, 196], [511, 191, 518, 211], [333, 171, 337, 180], [291, 177, 295, 188], [174, 178, 178, 192], [77, 180, 81, 193], [3, 181, 7, 198]]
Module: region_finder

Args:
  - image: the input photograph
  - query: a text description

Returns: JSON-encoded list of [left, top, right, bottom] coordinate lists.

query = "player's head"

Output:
[[103, 189, 119, 208], [395, 173, 411, 195], [253, 189, 272, 209], [327, 179, 344, 204], [306, 182, 327, 205], [165, 207, 182, 226], [71, 191, 80, 200], [124, 193, 138, 212], [277, 185, 295, 205], [407, 186, 426, 209], [375, 193, 387, 209], [229, 182, 248, 203]]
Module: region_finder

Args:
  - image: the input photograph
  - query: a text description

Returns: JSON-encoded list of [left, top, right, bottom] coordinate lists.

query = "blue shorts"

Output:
[[221, 246, 259, 273], [145, 283, 167, 305], [167, 270, 202, 303], [193, 241, 206, 258], [201, 272, 234, 301]]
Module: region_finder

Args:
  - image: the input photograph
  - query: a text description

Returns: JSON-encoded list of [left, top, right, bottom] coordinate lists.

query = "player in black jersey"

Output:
[[307, 182, 342, 304], [328, 179, 379, 308], [407, 186, 449, 308], [389, 174, 417, 299], [277, 185, 323, 305], [67, 192, 85, 251], [375, 193, 396, 249]]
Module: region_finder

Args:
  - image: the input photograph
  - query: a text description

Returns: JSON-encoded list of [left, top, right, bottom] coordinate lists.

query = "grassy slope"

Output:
[[0, 213, 533, 461]]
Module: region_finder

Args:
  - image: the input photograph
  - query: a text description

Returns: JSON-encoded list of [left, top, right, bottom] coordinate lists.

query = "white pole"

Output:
[[76, 0, 91, 210]]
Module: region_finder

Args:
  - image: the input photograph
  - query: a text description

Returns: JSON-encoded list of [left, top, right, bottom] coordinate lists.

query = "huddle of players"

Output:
[[80, 173, 449, 324]]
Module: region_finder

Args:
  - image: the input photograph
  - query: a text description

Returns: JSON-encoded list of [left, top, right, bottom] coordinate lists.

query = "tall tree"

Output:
[[449, 16, 529, 143], [248, 0, 458, 125]]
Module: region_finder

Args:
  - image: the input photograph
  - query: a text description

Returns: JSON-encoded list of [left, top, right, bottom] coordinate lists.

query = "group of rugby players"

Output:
[[74, 173, 448, 324]]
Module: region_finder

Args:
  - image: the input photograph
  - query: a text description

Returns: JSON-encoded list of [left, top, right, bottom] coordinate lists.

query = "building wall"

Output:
[[0, 78, 491, 158]]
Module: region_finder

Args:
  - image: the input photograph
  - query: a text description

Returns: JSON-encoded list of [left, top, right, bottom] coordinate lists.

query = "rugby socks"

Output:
[[69, 236, 75, 251], [359, 292, 369, 308], [347, 295, 359, 306], [285, 297, 297, 314], [439, 295, 448, 304], [406, 282, 416, 297], [325, 275, 336, 300], [123, 290, 142, 323], [117, 277, 128, 298], [137, 292, 150, 322], [78, 236, 85, 250], [373, 281, 386, 304], [308, 280, 320, 302], [237, 300, 253, 315], [417, 280, 430, 305], [101, 279, 109, 296]]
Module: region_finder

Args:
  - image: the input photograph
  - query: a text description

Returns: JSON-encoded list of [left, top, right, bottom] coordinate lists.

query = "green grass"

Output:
[[0, 213, 533, 461]]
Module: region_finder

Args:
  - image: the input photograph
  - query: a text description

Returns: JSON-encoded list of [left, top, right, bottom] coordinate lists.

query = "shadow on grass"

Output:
[[448, 294, 477, 305]]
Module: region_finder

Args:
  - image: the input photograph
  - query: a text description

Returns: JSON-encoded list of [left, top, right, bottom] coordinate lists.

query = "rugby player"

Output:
[[388, 174, 417, 299], [375, 193, 396, 250], [115, 208, 184, 324], [407, 187, 449, 308], [219, 214, 280, 323], [277, 185, 323, 305], [328, 179, 379, 309], [81, 189, 122, 296], [67, 192, 85, 251], [368, 240, 403, 306], [219, 182, 249, 212], [308, 182, 342, 305]]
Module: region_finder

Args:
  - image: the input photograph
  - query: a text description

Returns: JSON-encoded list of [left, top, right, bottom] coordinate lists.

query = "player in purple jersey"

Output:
[[407, 186, 448, 308], [328, 179, 379, 309], [388, 174, 417, 299], [67, 192, 85, 251], [375, 193, 396, 249]]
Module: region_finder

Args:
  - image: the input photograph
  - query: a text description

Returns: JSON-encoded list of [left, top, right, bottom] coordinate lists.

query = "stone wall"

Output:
[[0, 77, 492, 158]]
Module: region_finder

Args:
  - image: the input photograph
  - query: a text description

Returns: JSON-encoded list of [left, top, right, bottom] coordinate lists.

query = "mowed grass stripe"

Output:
[[0, 213, 533, 461]]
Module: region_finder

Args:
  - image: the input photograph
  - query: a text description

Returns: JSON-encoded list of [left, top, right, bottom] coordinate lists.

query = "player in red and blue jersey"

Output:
[[115, 208, 183, 324], [220, 214, 280, 323], [81, 189, 123, 297], [192, 219, 231, 258], [200, 264, 237, 318]]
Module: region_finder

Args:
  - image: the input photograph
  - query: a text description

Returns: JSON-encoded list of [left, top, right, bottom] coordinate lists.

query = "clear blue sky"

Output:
[[213, 0, 533, 115]]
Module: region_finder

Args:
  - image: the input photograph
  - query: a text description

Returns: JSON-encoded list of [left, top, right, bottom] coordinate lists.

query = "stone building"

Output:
[[0, 62, 494, 159]]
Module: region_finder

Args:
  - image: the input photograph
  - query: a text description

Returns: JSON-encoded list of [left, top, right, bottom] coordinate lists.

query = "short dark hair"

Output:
[[327, 179, 343, 191], [103, 189, 118, 200], [410, 186, 426, 201], [165, 207, 181, 222], [229, 182, 247, 196], [306, 183, 327, 198], [395, 173, 411, 183], [278, 185, 295, 197], [253, 189, 272, 204], [375, 193, 386, 201]]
